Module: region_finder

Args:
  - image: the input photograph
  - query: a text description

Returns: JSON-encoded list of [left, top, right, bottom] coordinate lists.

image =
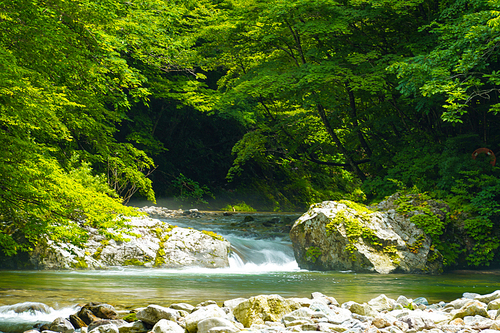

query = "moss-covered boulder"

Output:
[[27, 216, 230, 270], [289, 195, 445, 274], [232, 294, 301, 327]]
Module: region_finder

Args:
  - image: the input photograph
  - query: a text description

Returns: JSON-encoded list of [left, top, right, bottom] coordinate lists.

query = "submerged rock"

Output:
[[289, 195, 444, 274]]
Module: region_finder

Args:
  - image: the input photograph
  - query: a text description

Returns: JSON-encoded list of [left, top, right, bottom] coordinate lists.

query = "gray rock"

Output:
[[463, 292, 480, 299], [487, 299, 500, 310], [289, 197, 443, 274], [311, 292, 340, 307], [452, 301, 489, 319], [413, 297, 429, 306], [88, 320, 128, 332], [396, 296, 411, 307], [342, 302, 375, 317], [368, 294, 395, 312], [197, 318, 240, 333], [475, 290, 500, 304], [49, 318, 75, 333], [185, 304, 228, 333], [207, 327, 240, 333], [152, 319, 185, 333], [170, 303, 195, 313], [136, 305, 180, 325], [118, 321, 149, 333], [89, 324, 119, 333]]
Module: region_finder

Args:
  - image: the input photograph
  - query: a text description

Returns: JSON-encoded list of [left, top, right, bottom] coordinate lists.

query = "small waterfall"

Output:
[[225, 235, 299, 272]]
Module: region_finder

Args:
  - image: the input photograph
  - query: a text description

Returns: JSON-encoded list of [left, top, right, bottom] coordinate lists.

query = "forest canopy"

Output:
[[1, 0, 499, 268]]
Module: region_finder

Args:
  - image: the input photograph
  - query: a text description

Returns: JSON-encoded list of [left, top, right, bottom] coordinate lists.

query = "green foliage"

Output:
[[122, 313, 138, 323], [450, 170, 500, 266], [305, 246, 322, 263], [221, 202, 257, 212], [172, 173, 214, 205]]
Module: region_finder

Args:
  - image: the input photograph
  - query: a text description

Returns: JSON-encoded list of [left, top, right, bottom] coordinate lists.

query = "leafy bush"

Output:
[[172, 173, 214, 205]]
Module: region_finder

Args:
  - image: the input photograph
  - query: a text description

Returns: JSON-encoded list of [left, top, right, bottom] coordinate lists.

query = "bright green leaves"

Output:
[[393, 1, 500, 123]]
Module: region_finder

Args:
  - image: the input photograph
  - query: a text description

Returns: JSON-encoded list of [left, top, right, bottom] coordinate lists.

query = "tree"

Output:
[[0, 0, 197, 255]]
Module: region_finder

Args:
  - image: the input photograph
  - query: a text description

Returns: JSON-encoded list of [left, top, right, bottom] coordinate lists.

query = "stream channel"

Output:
[[0, 211, 499, 332]]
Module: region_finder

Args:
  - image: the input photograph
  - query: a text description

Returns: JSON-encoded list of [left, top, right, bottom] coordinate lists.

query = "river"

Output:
[[0, 212, 499, 332]]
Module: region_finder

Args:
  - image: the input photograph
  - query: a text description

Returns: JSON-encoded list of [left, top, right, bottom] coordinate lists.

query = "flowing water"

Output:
[[0, 212, 499, 332]]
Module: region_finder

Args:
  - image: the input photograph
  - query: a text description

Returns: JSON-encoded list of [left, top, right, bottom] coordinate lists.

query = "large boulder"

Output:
[[28, 216, 230, 270], [289, 195, 444, 274]]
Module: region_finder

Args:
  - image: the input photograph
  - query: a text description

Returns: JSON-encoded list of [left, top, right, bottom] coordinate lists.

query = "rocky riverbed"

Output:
[[8, 289, 500, 333]]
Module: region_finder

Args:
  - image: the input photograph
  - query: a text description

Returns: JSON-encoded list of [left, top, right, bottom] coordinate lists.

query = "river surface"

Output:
[[0, 212, 499, 332]]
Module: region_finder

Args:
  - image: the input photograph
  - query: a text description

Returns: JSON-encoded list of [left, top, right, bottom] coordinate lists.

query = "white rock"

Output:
[[368, 294, 395, 312], [152, 319, 185, 333], [185, 304, 228, 333], [197, 318, 240, 333], [475, 290, 500, 304], [136, 305, 180, 325], [89, 324, 119, 333]]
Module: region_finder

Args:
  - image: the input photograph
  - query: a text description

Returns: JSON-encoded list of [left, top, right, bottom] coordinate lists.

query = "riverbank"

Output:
[[2, 290, 500, 333]]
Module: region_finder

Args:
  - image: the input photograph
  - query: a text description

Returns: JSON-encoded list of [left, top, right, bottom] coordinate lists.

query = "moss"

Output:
[[338, 200, 374, 218], [123, 258, 144, 266], [383, 244, 400, 263], [122, 313, 138, 322], [202, 230, 225, 241], [326, 209, 382, 248], [92, 239, 109, 260], [345, 243, 357, 261], [71, 257, 88, 269], [305, 246, 322, 263], [407, 234, 425, 254]]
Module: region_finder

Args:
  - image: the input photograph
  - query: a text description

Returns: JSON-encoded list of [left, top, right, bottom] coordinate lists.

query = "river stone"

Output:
[[232, 294, 301, 327], [69, 314, 87, 329], [207, 327, 240, 333], [170, 303, 195, 313], [80, 303, 118, 320], [282, 307, 317, 326], [475, 290, 500, 303], [136, 305, 180, 325], [223, 298, 247, 311], [372, 317, 391, 329], [311, 292, 340, 307], [118, 321, 149, 333], [447, 298, 472, 310], [289, 197, 443, 274], [49, 317, 75, 333], [342, 302, 376, 317], [368, 294, 395, 312], [79, 307, 100, 325], [487, 299, 500, 310], [151, 319, 185, 333], [89, 323, 119, 333], [197, 317, 240, 333], [452, 301, 489, 319], [185, 304, 228, 333], [88, 320, 128, 332]]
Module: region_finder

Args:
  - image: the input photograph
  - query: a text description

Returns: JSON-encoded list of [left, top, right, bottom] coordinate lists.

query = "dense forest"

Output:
[[1, 0, 499, 269]]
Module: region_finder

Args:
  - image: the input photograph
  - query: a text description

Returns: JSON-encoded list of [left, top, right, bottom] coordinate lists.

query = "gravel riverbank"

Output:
[[10, 289, 500, 333]]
